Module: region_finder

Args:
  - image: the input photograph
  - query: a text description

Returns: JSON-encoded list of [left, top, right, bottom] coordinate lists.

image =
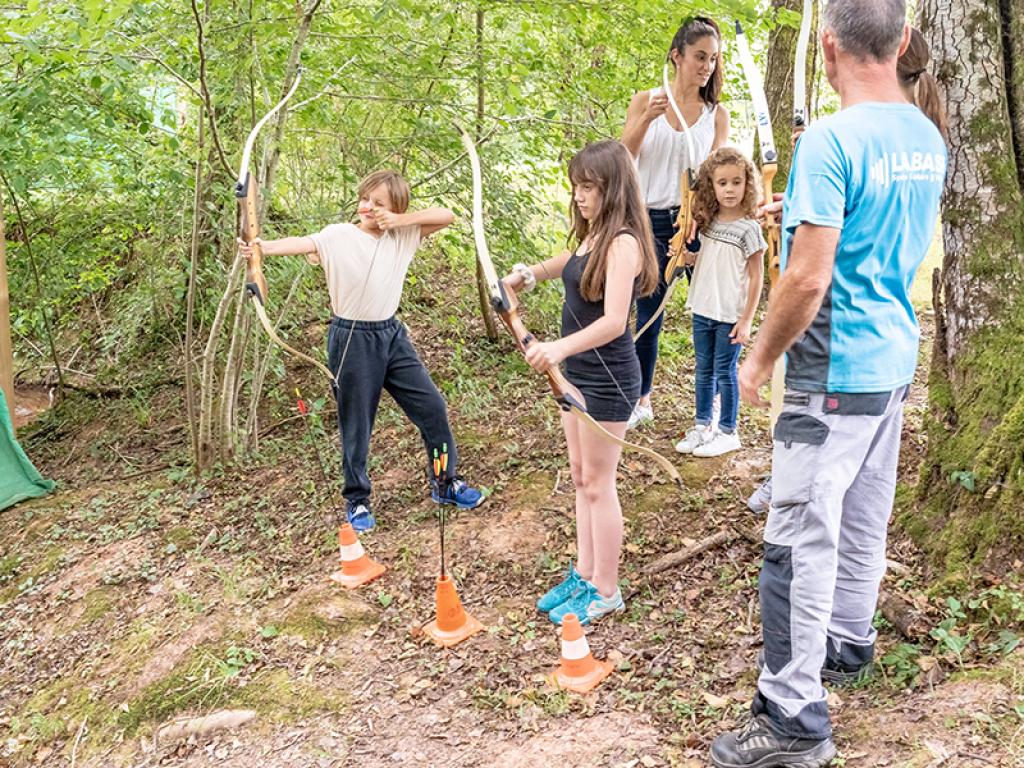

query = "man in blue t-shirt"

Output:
[[711, 1, 946, 766]]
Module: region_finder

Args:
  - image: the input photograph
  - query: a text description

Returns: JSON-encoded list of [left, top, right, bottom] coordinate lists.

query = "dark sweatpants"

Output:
[[327, 316, 456, 505]]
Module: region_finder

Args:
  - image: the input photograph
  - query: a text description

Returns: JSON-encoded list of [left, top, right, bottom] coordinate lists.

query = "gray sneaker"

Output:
[[746, 476, 772, 513], [710, 715, 836, 768]]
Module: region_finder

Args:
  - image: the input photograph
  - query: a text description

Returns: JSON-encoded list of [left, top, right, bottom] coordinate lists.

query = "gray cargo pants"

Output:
[[753, 386, 908, 740]]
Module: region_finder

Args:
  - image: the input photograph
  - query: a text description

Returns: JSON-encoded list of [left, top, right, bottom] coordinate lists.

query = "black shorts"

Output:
[[565, 362, 640, 423]]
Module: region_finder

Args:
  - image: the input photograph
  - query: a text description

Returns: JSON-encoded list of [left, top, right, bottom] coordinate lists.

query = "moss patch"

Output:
[[117, 647, 345, 736], [278, 594, 376, 642], [0, 545, 64, 605], [911, 296, 1024, 572], [9, 676, 118, 762], [164, 525, 196, 550], [78, 586, 119, 624]]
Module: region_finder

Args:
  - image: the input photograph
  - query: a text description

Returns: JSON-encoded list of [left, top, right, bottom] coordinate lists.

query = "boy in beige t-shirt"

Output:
[[238, 171, 484, 531]]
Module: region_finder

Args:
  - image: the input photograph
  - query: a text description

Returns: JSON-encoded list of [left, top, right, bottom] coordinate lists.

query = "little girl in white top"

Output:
[[675, 147, 766, 458]]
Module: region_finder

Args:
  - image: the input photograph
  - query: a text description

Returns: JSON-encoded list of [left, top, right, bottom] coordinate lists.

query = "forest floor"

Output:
[[3, 272, 1023, 767]]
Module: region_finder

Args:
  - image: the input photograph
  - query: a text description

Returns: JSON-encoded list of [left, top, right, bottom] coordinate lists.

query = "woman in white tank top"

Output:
[[621, 17, 730, 428]]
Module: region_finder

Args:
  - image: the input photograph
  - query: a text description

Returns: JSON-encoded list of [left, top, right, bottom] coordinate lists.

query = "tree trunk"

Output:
[[184, 104, 205, 469], [910, 0, 1024, 570], [763, 0, 804, 186], [0, 194, 13, 410]]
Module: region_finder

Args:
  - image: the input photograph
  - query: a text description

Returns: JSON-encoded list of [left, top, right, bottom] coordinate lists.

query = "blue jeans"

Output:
[[692, 314, 741, 433]]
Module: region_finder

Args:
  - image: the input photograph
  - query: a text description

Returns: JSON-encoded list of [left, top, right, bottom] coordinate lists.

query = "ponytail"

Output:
[[898, 27, 948, 139], [668, 16, 723, 106], [912, 71, 949, 139]]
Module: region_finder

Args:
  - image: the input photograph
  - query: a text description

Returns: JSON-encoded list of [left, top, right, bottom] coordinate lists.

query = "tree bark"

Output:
[[184, 104, 205, 469], [0, 194, 13, 410], [926, 1, 1023, 359], [912, 0, 1024, 569], [763, 0, 805, 187]]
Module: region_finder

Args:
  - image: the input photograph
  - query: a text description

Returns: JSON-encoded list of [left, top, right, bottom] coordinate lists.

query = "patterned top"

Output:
[[685, 218, 766, 324]]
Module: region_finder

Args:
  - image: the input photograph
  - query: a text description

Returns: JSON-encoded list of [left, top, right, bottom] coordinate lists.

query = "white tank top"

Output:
[[635, 90, 717, 209]]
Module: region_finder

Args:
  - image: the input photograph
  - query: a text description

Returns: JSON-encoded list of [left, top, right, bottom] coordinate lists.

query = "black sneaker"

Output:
[[756, 649, 874, 687], [710, 715, 836, 768]]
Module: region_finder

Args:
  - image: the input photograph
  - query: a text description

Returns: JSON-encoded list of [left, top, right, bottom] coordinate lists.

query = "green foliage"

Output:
[[879, 642, 924, 688], [2, 0, 768, 380], [931, 597, 972, 666], [880, 581, 1024, 691]]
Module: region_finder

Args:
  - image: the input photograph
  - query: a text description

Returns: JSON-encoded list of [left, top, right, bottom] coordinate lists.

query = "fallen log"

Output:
[[877, 589, 928, 641], [642, 530, 732, 575], [155, 709, 256, 746]]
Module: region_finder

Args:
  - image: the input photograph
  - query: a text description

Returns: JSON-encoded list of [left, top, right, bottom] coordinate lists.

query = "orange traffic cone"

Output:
[[422, 574, 484, 647], [329, 523, 386, 589], [549, 613, 613, 693]]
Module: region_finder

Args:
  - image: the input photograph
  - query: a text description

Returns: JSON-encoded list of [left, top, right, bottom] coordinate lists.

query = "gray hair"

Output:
[[824, 0, 907, 60]]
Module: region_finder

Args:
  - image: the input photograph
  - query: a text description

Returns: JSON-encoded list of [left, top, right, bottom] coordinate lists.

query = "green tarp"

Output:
[[1, 387, 54, 510]]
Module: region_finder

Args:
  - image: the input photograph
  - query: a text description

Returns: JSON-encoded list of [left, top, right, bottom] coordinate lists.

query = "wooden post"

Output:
[[0, 193, 14, 413]]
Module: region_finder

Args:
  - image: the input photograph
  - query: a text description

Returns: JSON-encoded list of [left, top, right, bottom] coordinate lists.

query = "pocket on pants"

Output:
[[772, 411, 830, 506]]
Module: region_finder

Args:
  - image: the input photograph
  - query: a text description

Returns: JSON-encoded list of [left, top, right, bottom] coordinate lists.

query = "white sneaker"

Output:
[[693, 430, 742, 457], [627, 403, 653, 429], [675, 424, 712, 454], [711, 395, 721, 432], [747, 476, 772, 513]]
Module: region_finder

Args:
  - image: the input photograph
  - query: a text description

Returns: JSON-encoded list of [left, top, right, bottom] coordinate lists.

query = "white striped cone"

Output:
[[550, 613, 613, 693], [329, 523, 385, 589]]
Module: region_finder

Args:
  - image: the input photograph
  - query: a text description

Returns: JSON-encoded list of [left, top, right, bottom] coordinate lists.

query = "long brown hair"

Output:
[[691, 147, 761, 232], [898, 27, 948, 139], [668, 16, 723, 106], [567, 141, 659, 301]]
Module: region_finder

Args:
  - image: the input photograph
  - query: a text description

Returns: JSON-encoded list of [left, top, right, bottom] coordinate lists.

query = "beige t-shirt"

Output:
[[307, 223, 421, 320], [685, 217, 767, 323]]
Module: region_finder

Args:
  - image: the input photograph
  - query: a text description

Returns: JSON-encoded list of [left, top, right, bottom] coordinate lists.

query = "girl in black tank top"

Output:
[[500, 140, 661, 625], [561, 233, 641, 380]]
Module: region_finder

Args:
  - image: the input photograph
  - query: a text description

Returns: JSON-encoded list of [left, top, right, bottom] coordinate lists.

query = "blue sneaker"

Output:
[[345, 501, 376, 533], [431, 477, 485, 509], [536, 561, 581, 613], [548, 579, 625, 626]]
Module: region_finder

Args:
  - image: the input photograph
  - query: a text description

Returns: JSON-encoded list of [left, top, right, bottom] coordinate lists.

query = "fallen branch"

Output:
[[71, 716, 88, 768], [878, 589, 929, 641], [155, 709, 256, 746], [642, 530, 732, 575]]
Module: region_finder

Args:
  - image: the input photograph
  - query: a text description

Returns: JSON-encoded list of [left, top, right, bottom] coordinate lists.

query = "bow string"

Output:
[[235, 67, 336, 384], [456, 123, 682, 486]]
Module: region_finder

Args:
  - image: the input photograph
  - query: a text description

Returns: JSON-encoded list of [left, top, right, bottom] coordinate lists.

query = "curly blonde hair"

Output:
[[691, 147, 761, 232]]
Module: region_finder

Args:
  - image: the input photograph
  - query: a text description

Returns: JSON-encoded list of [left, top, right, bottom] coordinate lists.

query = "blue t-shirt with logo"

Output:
[[780, 102, 946, 393]]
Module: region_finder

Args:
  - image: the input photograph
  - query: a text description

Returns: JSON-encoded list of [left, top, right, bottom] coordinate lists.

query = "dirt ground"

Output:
[[2, 311, 1023, 768]]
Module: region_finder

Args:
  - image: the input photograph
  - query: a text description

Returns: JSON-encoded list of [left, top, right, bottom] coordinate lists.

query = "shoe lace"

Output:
[[736, 716, 771, 742]]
